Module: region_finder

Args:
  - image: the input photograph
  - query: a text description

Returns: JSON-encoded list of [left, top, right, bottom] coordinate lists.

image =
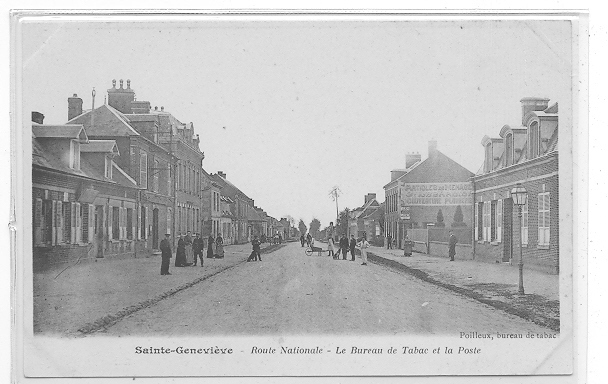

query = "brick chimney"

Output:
[[365, 193, 376, 204], [406, 152, 422, 169], [130, 100, 151, 114], [107, 79, 135, 114], [68, 94, 83, 121], [32, 111, 44, 124], [217, 171, 226, 179], [428, 140, 438, 158], [520, 97, 550, 125]]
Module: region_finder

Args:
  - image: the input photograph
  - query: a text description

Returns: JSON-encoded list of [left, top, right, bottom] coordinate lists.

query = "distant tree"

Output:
[[337, 208, 350, 236], [309, 218, 321, 238], [435, 209, 445, 227], [298, 219, 308, 237], [451, 205, 467, 227]]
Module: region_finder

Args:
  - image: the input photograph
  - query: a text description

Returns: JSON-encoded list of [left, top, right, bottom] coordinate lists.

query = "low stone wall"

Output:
[[429, 241, 473, 260]]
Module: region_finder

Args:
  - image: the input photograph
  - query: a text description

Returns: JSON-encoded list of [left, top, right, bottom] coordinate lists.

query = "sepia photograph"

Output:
[[11, 9, 585, 380]]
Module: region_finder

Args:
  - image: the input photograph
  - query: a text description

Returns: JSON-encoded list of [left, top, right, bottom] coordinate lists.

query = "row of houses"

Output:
[[346, 97, 560, 274], [32, 79, 292, 270]]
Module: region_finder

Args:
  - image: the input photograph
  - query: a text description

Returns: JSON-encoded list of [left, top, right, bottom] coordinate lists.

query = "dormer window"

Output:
[[69, 140, 80, 170], [529, 121, 539, 159], [105, 156, 113, 179], [505, 133, 513, 166]]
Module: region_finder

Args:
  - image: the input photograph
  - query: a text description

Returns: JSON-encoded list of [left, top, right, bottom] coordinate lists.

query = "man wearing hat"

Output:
[[160, 232, 173, 275], [192, 233, 204, 267]]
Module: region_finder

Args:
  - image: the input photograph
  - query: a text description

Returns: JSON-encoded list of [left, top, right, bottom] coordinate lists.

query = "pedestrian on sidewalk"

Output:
[[339, 234, 349, 260], [448, 230, 458, 261], [215, 234, 225, 258], [207, 234, 215, 259], [184, 231, 194, 265], [387, 234, 392, 249], [357, 236, 370, 266], [160, 233, 172, 275], [192, 233, 204, 266], [175, 234, 188, 267], [349, 234, 357, 261]]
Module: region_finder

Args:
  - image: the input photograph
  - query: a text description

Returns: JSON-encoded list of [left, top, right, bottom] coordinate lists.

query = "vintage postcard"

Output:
[[11, 9, 586, 382]]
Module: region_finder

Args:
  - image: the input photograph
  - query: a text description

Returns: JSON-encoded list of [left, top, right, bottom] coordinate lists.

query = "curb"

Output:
[[77, 243, 286, 336], [367, 251, 560, 332]]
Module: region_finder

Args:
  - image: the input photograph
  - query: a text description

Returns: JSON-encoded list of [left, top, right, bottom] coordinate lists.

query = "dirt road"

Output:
[[100, 242, 550, 336]]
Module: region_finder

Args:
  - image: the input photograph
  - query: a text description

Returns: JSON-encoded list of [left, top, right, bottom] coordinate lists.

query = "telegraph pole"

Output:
[[329, 186, 341, 226]]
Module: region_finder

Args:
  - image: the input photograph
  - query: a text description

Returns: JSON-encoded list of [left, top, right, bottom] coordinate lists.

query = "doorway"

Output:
[[152, 208, 159, 249]]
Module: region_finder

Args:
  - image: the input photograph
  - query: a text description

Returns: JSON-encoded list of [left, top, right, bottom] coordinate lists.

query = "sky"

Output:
[[20, 17, 573, 227]]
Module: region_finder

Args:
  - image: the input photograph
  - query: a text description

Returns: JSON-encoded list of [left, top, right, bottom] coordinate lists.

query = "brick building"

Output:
[[472, 97, 559, 274], [32, 117, 141, 270], [68, 81, 175, 253], [349, 193, 383, 243], [211, 171, 255, 243], [384, 141, 474, 249]]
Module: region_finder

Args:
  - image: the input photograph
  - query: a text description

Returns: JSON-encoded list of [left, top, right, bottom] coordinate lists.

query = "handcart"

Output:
[[305, 245, 325, 256]]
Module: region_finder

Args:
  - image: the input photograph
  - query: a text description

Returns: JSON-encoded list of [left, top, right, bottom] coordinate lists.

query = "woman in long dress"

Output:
[[175, 235, 186, 267], [207, 235, 215, 258], [184, 232, 194, 265], [215, 234, 224, 258]]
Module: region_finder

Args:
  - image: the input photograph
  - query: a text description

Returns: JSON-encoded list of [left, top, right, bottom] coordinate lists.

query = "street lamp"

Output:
[[510, 183, 528, 295]]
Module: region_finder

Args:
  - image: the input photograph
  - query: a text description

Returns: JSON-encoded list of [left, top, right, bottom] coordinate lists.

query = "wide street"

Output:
[[97, 242, 551, 336]]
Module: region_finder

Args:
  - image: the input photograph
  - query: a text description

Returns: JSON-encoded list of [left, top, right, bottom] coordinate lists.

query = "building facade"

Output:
[[32, 117, 142, 270], [472, 97, 559, 274], [384, 141, 474, 249]]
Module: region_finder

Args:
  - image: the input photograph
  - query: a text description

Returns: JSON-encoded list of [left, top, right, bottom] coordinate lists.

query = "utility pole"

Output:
[[329, 185, 341, 226]]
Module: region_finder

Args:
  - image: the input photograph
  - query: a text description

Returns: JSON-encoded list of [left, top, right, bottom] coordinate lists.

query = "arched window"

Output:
[[529, 121, 539, 159], [505, 133, 513, 166]]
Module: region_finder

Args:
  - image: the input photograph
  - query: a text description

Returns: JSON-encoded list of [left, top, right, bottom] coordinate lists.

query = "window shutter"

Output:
[[88, 204, 94, 243], [74, 203, 80, 243], [496, 200, 502, 243], [34, 198, 42, 245], [545, 194, 550, 243], [146, 207, 150, 237], [108, 207, 113, 241], [54, 201, 62, 245], [70, 202, 76, 243]]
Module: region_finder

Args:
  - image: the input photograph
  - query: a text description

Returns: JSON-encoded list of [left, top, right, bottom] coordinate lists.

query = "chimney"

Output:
[[217, 171, 226, 179], [107, 78, 135, 114], [520, 97, 550, 125], [364, 193, 376, 204], [130, 100, 151, 114], [31, 111, 45, 124], [68, 94, 83, 121], [428, 140, 438, 158], [406, 152, 422, 169]]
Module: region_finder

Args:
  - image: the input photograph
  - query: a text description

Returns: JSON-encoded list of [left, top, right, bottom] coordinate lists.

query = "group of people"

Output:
[[158, 232, 226, 275], [327, 233, 369, 265], [246, 235, 263, 262]]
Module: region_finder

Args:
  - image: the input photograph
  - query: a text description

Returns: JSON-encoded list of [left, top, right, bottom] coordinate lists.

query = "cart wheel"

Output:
[[305, 247, 313, 256]]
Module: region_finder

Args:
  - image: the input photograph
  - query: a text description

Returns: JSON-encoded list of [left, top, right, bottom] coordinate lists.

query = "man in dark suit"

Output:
[[192, 233, 204, 267], [449, 230, 458, 261], [349, 234, 357, 261], [339, 234, 349, 260], [160, 233, 172, 275]]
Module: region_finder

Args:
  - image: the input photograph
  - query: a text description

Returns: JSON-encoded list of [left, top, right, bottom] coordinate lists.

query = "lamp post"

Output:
[[510, 183, 528, 295]]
